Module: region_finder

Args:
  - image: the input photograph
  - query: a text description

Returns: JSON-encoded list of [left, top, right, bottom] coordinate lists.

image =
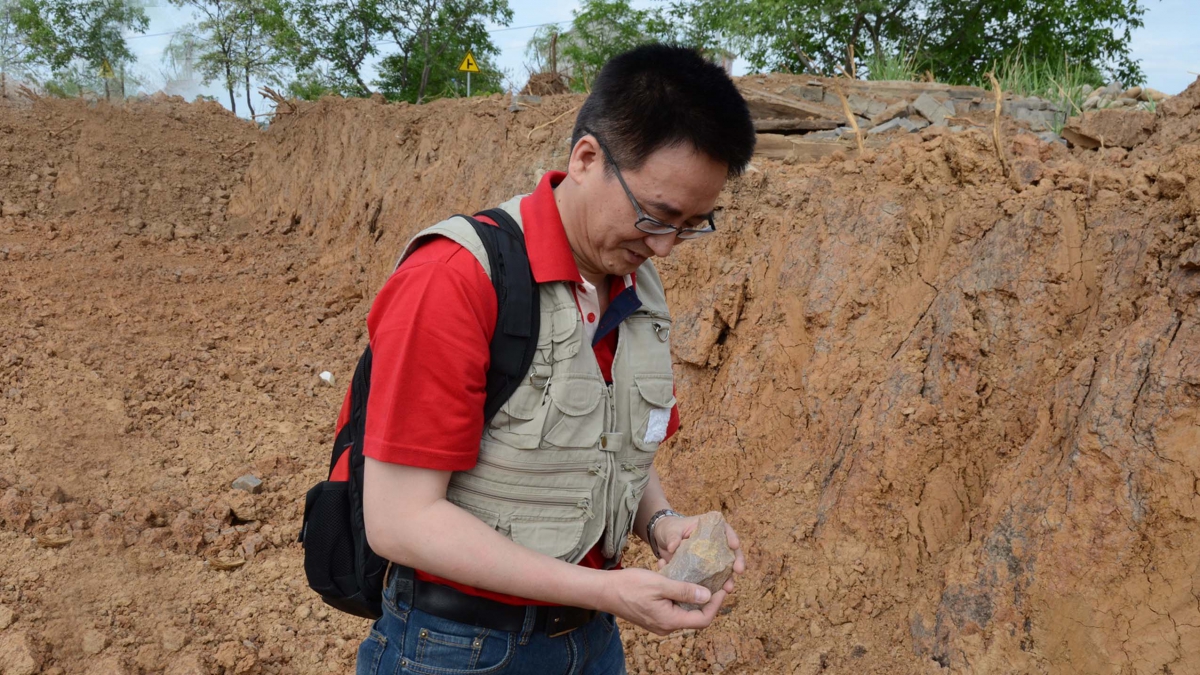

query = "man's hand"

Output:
[[653, 515, 746, 595], [598, 568, 728, 635]]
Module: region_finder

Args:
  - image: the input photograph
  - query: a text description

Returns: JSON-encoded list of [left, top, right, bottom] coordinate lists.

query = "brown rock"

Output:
[[83, 656, 129, 675], [0, 489, 31, 531], [170, 511, 204, 554], [0, 631, 42, 675], [163, 653, 205, 675], [870, 100, 910, 127], [1179, 243, 1200, 271], [660, 511, 735, 610], [1062, 110, 1156, 149], [1158, 171, 1187, 200], [2, 203, 27, 217], [145, 221, 175, 241], [81, 629, 109, 655]]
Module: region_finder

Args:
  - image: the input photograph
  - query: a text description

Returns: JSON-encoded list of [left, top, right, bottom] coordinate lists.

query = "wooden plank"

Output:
[[754, 134, 852, 161], [753, 118, 841, 132], [754, 133, 893, 162], [739, 86, 841, 121], [831, 79, 988, 101], [738, 75, 989, 104]]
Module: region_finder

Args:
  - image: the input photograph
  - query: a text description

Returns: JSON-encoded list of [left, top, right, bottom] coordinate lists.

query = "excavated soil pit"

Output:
[[2, 80, 1200, 674]]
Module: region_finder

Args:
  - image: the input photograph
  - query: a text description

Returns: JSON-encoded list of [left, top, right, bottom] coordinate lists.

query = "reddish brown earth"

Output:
[[2, 79, 1199, 674]]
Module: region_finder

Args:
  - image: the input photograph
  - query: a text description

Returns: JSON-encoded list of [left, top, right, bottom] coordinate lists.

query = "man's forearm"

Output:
[[360, 458, 609, 607], [634, 466, 672, 544]]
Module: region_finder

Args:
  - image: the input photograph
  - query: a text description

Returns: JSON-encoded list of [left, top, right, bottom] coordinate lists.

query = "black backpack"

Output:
[[298, 208, 540, 619]]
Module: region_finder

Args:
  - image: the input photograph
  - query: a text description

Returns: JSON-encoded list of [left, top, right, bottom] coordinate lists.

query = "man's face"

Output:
[[569, 137, 728, 278]]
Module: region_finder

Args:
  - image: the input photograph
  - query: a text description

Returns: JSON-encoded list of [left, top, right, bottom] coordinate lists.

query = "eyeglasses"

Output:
[[584, 129, 717, 240]]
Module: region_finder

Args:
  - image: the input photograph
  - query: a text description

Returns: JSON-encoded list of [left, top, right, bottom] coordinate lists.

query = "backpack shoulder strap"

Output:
[[394, 216, 494, 280], [466, 207, 540, 425], [390, 205, 539, 424]]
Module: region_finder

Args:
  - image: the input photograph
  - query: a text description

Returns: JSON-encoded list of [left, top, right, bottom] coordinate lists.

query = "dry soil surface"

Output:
[[2, 80, 1200, 674]]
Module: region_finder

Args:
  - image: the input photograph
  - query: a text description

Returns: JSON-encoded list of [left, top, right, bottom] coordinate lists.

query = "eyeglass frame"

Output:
[[582, 129, 718, 240]]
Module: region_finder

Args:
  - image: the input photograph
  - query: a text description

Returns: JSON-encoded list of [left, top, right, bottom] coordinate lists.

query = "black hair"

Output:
[[571, 44, 756, 178]]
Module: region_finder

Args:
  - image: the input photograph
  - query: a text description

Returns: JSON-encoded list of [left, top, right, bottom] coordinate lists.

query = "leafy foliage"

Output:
[[681, 0, 1148, 86], [271, 0, 379, 97], [12, 0, 147, 90], [525, 0, 700, 92], [371, 0, 511, 103], [172, 0, 287, 114], [1, 0, 41, 84]]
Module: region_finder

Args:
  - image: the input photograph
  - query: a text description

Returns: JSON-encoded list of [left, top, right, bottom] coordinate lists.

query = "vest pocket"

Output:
[[629, 375, 676, 452], [542, 378, 604, 449], [510, 518, 587, 560], [604, 471, 652, 559], [487, 383, 548, 450], [448, 477, 594, 561]]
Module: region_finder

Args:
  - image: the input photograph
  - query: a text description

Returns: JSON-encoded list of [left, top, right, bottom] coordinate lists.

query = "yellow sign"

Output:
[[458, 52, 480, 73], [100, 59, 115, 79]]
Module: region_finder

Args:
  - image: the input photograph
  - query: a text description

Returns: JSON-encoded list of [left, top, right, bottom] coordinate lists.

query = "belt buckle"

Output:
[[546, 609, 583, 638]]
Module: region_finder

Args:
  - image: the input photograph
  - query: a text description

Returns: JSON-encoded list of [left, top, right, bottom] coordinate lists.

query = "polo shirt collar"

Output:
[[519, 171, 584, 284]]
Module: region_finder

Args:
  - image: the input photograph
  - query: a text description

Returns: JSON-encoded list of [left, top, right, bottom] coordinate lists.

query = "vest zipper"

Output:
[[451, 482, 593, 511], [476, 456, 606, 477], [620, 459, 654, 478]]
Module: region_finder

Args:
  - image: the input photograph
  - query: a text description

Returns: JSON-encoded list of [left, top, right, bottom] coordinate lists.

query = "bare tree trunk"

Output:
[[353, 73, 371, 96], [2, 70, 6, 99], [418, 63, 431, 103], [416, 29, 431, 103], [225, 62, 236, 114], [550, 33, 557, 74], [245, 69, 254, 117]]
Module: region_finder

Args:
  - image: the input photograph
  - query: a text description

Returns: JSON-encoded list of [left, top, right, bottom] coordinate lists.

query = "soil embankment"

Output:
[[1, 80, 1199, 674]]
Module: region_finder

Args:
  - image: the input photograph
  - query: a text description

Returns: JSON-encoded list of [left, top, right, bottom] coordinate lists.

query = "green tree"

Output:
[[272, 0, 380, 97], [231, 0, 285, 116], [171, 0, 242, 113], [923, 0, 1147, 86], [684, 0, 1148, 85], [1, 0, 42, 95], [171, 0, 284, 116], [372, 0, 511, 103], [525, 0, 720, 92], [12, 0, 148, 98], [557, 0, 676, 91]]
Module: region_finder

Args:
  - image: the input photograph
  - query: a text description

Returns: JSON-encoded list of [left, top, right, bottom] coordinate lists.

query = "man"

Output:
[[355, 44, 757, 674]]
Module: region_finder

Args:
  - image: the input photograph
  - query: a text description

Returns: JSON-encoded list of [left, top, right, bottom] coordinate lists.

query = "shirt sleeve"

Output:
[[665, 389, 681, 442], [363, 237, 498, 471]]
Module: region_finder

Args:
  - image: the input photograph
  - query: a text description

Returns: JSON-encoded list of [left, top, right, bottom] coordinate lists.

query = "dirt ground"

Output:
[[2, 79, 1199, 674]]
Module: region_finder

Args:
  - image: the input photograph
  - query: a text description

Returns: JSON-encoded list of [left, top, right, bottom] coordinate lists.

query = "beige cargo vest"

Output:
[[396, 195, 675, 566]]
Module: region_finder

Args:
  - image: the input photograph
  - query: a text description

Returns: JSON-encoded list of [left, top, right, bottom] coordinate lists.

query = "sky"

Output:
[[125, 0, 1200, 117]]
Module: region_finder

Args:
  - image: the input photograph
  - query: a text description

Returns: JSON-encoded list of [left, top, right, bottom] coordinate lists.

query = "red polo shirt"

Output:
[[340, 171, 679, 605]]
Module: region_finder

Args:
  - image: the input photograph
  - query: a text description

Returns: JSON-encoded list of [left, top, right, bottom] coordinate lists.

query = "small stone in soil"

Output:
[[231, 475, 262, 494]]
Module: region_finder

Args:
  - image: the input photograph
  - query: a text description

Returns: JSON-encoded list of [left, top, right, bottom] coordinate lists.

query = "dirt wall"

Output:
[[0, 79, 1198, 674], [230, 82, 1200, 674], [1, 96, 258, 231]]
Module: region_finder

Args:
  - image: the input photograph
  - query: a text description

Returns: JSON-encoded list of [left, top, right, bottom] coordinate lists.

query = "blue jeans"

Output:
[[356, 572, 627, 675]]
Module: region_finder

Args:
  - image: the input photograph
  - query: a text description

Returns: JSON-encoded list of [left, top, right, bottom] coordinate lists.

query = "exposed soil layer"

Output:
[[2, 79, 1199, 674]]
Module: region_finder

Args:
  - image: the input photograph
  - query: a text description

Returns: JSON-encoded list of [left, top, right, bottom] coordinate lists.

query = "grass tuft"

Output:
[[990, 48, 1104, 133], [865, 44, 920, 82]]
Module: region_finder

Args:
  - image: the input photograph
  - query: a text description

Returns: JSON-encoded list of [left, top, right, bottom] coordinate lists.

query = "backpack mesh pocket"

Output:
[[301, 481, 357, 597]]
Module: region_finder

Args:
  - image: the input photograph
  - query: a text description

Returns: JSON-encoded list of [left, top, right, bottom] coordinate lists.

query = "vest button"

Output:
[[600, 436, 608, 449]]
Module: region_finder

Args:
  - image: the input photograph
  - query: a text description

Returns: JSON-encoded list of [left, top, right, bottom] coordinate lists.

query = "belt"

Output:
[[407, 574, 598, 638]]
